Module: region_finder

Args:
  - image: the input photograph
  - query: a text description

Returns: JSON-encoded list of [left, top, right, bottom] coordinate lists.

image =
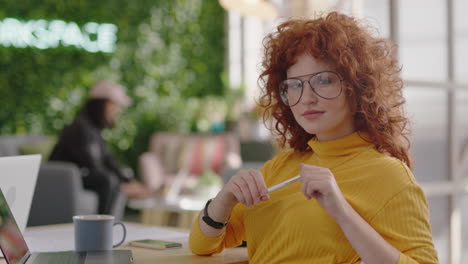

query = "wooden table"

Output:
[[127, 196, 206, 229], [120, 222, 248, 264], [0, 223, 248, 264], [120, 242, 247, 264]]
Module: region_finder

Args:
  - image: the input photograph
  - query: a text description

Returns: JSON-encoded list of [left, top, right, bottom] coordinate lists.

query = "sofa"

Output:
[[138, 132, 242, 196], [0, 134, 99, 226]]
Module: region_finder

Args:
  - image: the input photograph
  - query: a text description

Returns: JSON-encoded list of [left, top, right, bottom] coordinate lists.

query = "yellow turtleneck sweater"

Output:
[[189, 132, 438, 263]]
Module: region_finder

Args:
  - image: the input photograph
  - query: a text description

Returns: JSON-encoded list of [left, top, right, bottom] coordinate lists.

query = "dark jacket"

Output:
[[49, 114, 132, 183]]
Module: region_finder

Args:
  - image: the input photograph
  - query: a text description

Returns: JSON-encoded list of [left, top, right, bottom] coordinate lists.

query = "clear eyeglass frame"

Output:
[[278, 71, 343, 107]]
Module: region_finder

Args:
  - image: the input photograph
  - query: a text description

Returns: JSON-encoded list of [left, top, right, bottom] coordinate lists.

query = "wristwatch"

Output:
[[202, 199, 228, 229]]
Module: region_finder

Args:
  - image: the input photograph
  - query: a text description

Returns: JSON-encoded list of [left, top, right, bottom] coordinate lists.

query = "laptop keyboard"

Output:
[[28, 251, 86, 264], [85, 250, 133, 264], [25, 250, 132, 264]]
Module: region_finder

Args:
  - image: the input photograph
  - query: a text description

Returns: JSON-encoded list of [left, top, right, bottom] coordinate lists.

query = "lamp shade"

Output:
[[219, 0, 278, 19]]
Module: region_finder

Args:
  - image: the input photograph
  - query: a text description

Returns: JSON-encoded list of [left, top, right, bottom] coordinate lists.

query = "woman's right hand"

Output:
[[198, 169, 270, 237], [217, 169, 270, 209]]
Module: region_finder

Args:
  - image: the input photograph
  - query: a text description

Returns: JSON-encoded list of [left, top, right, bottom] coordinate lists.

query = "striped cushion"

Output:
[[178, 135, 226, 175]]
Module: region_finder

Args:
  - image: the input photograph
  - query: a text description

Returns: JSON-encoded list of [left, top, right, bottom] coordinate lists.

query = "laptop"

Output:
[[0, 155, 41, 234], [0, 181, 133, 264]]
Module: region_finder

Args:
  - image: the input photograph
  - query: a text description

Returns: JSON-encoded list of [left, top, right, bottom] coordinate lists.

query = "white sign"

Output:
[[0, 18, 118, 53]]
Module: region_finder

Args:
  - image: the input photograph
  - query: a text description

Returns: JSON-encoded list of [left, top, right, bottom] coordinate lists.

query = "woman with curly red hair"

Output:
[[190, 12, 438, 263]]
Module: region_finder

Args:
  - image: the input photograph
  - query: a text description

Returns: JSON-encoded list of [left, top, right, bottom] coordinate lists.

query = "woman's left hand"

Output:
[[120, 180, 153, 199], [300, 163, 350, 222]]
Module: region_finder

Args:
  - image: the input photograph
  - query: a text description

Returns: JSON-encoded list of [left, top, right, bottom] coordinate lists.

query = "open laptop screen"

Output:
[[0, 155, 41, 234], [0, 188, 30, 264]]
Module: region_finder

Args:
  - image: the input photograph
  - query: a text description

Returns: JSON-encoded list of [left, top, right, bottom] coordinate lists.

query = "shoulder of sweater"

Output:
[[350, 151, 425, 220], [363, 149, 417, 186]]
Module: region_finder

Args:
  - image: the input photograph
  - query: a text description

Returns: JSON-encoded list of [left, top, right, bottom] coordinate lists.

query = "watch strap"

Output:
[[202, 199, 227, 229]]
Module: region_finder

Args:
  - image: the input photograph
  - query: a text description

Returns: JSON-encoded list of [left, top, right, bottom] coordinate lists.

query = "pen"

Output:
[[267, 175, 301, 193]]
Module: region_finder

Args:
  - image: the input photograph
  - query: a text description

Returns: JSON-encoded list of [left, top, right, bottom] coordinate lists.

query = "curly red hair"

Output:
[[259, 12, 412, 168]]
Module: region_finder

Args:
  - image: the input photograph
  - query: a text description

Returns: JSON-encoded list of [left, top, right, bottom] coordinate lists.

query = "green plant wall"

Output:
[[0, 0, 225, 171]]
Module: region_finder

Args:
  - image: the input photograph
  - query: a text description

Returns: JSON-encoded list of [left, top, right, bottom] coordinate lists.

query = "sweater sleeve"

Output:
[[189, 203, 246, 255], [370, 183, 439, 264]]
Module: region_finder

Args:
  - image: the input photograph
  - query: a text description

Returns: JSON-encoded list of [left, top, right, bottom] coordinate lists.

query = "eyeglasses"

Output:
[[278, 71, 343, 107]]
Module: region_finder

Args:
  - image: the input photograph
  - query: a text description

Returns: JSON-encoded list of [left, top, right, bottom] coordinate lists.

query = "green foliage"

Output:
[[0, 0, 226, 172]]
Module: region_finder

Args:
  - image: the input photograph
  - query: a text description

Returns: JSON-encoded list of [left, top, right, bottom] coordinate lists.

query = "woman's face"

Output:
[[286, 53, 355, 141], [104, 100, 122, 125]]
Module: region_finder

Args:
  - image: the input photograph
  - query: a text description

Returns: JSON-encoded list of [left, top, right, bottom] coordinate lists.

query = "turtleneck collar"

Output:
[[307, 131, 374, 158]]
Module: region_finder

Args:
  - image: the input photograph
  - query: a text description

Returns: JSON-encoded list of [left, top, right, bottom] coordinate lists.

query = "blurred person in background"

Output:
[[50, 80, 152, 214], [189, 12, 438, 263]]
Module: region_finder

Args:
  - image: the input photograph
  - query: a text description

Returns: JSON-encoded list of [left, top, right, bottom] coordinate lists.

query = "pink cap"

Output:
[[89, 80, 132, 106]]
